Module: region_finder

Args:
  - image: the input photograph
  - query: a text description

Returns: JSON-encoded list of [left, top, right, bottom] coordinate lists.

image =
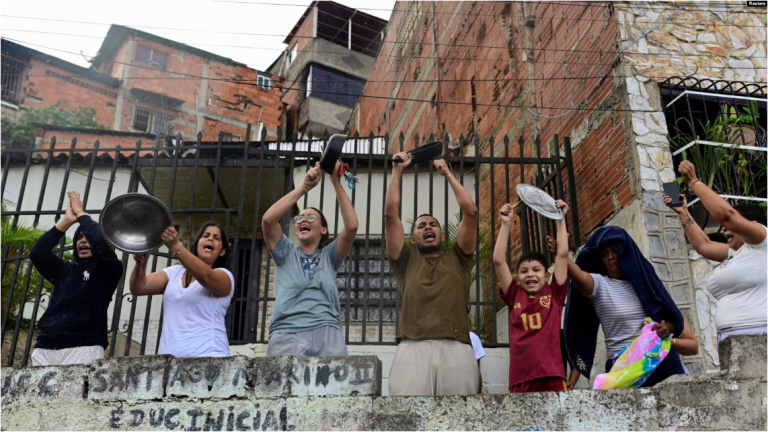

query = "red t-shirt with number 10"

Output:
[[500, 277, 568, 390]]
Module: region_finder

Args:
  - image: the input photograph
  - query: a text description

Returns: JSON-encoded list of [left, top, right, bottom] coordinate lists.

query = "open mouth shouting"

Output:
[[299, 224, 311, 234], [78, 245, 91, 254], [423, 231, 436, 243], [524, 278, 539, 289], [203, 241, 215, 253]]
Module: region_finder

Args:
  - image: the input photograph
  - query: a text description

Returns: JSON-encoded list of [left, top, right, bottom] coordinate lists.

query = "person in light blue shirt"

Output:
[[262, 161, 358, 356]]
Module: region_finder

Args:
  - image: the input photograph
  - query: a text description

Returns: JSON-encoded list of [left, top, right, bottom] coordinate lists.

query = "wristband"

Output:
[[171, 247, 182, 257], [690, 179, 701, 188], [300, 184, 309, 194]]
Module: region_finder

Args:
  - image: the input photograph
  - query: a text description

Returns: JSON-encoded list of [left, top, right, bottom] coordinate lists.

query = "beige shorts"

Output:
[[388, 339, 478, 396], [31, 346, 104, 366]]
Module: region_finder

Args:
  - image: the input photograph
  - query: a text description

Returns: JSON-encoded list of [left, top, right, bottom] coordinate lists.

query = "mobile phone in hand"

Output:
[[662, 182, 684, 207]]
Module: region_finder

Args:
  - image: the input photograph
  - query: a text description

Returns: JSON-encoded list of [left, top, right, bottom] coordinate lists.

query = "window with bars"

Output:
[[132, 106, 174, 135], [336, 238, 399, 323], [1, 55, 26, 103], [135, 45, 169, 70], [304, 64, 365, 108], [257, 75, 272, 90]]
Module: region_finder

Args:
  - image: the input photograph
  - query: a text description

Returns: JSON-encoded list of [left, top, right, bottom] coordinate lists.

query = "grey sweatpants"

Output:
[[388, 339, 478, 396], [267, 326, 348, 356]]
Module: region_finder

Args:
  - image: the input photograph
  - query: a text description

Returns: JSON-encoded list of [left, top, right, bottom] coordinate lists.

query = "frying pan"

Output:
[[319, 134, 348, 174], [393, 141, 444, 165]]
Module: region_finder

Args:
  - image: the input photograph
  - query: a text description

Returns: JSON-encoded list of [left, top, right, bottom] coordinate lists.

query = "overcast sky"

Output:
[[1, 0, 395, 72]]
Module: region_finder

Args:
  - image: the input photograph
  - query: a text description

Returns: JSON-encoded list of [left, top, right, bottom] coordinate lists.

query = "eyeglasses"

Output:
[[294, 214, 318, 224]]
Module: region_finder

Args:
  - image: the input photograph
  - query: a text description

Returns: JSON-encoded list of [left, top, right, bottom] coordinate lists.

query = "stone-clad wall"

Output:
[[2, 335, 766, 431], [610, 1, 767, 372]]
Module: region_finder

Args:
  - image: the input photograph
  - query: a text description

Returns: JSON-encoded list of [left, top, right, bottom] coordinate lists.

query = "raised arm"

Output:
[[385, 152, 410, 260], [435, 159, 478, 255], [129, 253, 169, 296], [30, 201, 77, 284], [552, 200, 569, 286], [664, 193, 729, 262], [547, 235, 594, 295], [262, 162, 322, 252], [680, 160, 766, 246], [162, 227, 232, 296], [330, 161, 359, 258], [493, 203, 515, 295]]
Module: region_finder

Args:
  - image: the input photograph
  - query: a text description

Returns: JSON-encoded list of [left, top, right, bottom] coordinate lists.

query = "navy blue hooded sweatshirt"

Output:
[[30, 215, 123, 350], [564, 226, 685, 379]]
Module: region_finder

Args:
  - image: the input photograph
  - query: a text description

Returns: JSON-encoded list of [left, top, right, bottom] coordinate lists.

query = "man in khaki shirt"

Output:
[[385, 151, 479, 396]]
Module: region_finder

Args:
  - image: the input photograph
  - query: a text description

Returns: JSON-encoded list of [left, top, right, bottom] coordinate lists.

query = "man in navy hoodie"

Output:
[[29, 191, 123, 366]]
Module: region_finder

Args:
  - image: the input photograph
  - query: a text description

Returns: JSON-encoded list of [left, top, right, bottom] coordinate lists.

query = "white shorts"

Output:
[[31, 346, 105, 366]]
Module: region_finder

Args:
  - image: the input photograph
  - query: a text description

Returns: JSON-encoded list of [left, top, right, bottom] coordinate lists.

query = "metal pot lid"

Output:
[[515, 183, 563, 221], [99, 193, 173, 254], [319, 134, 347, 174], [409, 141, 443, 165]]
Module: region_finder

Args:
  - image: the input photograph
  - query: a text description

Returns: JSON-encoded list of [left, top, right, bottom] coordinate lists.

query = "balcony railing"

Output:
[[661, 77, 767, 209]]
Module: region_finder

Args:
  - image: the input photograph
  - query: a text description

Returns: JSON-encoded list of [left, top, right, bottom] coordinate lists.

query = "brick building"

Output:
[[2, 26, 284, 149], [1, 39, 120, 127], [349, 1, 766, 378], [267, 1, 387, 137]]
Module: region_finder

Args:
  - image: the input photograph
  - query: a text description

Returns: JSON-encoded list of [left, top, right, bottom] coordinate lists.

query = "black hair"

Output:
[[411, 213, 441, 235], [185, 221, 230, 287], [516, 251, 549, 270], [733, 204, 767, 226], [306, 207, 331, 248]]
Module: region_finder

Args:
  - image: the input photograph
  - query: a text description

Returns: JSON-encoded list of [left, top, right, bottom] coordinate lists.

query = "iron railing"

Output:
[[1, 126, 577, 366], [660, 77, 767, 225]]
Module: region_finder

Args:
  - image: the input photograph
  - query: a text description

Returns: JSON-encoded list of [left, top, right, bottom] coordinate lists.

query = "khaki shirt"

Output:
[[389, 242, 474, 344]]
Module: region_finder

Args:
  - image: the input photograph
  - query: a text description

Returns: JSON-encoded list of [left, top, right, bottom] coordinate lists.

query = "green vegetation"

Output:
[[1, 204, 72, 320], [1, 103, 106, 145]]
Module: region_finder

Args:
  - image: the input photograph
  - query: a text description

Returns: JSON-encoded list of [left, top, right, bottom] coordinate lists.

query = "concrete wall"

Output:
[[2, 335, 765, 430], [230, 343, 511, 396]]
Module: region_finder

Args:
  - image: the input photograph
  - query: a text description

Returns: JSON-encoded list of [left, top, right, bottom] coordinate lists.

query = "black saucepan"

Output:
[[319, 134, 348, 174], [393, 141, 444, 165]]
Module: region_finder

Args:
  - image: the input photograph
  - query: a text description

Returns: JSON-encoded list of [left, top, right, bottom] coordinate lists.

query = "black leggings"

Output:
[[604, 347, 685, 387]]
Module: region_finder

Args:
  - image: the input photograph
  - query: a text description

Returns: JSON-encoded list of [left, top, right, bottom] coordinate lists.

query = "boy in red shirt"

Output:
[[493, 199, 570, 393]]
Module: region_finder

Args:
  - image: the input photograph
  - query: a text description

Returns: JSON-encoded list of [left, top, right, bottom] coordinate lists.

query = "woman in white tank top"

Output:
[[665, 161, 767, 343], [129, 222, 234, 357]]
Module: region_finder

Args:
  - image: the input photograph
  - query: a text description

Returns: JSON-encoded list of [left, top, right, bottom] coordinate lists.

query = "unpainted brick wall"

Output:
[[352, 2, 628, 256]]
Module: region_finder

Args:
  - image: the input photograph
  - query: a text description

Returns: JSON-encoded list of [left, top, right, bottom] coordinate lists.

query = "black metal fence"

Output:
[[660, 77, 767, 227], [1, 127, 577, 366]]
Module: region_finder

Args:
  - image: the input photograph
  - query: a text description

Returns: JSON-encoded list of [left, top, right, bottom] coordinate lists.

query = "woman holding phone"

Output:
[[665, 160, 767, 344], [129, 222, 234, 357]]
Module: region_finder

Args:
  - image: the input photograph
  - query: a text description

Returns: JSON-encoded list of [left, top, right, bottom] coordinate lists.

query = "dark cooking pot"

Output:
[[393, 141, 443, 165], [319, 134, 348, 174]]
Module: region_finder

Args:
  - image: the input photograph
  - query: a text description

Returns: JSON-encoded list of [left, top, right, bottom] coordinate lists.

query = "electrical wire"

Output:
[[3, 28, 764, 63], [209, 0, 768, 21]]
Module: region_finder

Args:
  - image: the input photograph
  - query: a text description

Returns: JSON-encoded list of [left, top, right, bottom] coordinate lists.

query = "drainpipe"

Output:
[[194, 91, 201, 134], [255, 105, 264, 140]]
